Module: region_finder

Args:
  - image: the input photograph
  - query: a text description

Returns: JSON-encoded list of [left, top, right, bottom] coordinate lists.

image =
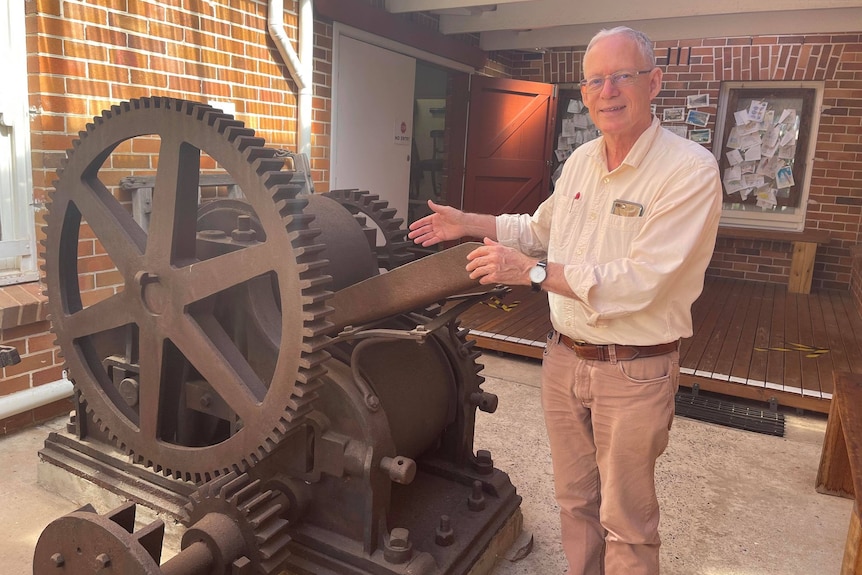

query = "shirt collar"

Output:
[[588, 115, 662, 172]]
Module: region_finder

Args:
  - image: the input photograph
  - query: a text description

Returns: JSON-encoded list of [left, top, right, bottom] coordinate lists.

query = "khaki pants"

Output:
[[542, 332, 679, 575]]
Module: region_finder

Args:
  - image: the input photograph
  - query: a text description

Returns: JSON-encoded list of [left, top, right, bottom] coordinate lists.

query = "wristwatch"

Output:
[[529, 259, 547, 292]]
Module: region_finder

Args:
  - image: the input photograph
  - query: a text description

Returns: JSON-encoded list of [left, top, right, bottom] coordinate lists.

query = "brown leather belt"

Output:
[[559, 334, 678, 361]]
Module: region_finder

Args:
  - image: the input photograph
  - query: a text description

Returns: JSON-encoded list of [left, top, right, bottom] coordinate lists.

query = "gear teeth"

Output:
[[185, 472, 291, 574], [253, 156, 283, 174], [213, 118, 243, 133], [255, 516, 288, 544], [225, 126, 256, 143], [45, 97, 329, 482], [323, 189, 417, 270]]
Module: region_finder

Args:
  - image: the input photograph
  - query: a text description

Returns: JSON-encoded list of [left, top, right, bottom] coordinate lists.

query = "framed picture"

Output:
[[687, 93, 710, 108], [713, 80, 824, 230], [662, 107, 685, 122], [689, 129, 712, 144], [685, 109, 710, 127]]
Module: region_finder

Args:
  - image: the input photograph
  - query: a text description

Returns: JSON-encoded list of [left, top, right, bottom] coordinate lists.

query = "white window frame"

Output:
[[0, 0, 38, 285]]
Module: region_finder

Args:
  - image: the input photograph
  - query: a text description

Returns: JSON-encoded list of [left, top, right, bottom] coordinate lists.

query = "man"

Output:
[[408, 27, 722, 575]]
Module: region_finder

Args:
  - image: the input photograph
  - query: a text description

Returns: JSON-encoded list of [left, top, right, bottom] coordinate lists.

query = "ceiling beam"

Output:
[[385, 0, 520, 14], [438, 0, 862, 35], [316, 0, 487, 68], [477, 7, 862, 51]]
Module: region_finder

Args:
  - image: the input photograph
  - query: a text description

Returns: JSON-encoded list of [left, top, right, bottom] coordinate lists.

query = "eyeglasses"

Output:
[[579, 69, 654, 93]]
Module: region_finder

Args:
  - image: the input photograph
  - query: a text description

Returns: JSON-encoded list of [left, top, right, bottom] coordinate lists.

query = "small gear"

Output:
[[324, 189, 417, 270], [182, 471, 291, 575]]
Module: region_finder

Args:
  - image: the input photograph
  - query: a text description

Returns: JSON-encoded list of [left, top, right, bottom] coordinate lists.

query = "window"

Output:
[[713, 81, 824, 231], [0, 0, 38, 285]]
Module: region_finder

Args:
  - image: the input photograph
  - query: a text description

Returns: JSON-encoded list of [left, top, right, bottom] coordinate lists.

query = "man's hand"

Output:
[[466, 238, 533, 286], [407, 200, 466, 247]]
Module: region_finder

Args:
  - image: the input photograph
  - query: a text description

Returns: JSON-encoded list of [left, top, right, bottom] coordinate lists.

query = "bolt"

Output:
[[468, 480, 486, 511], [94, 553, 111, 569], [470, 391, 499, 413], [200, 393, 212, 408], [231, 215, 257, 242], [474, 449, 494, 475], [384, 527, 413, 564], [119, 377, 140, 407], [365, 394, 380, 411], [380, 455, 416, 485], [435, 515, 454, 546], [50, 553, 64, 567], [389, 528, 409, 549], [198, 229, 227, 239]]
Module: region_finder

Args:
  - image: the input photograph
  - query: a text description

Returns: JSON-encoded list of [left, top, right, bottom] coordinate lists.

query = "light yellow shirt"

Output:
[[496, 117, 722, 346]]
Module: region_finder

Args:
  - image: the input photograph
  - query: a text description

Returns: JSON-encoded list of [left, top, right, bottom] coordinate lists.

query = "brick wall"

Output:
[[852, 245, 862, 317], [508, 32, 862, 292], [0, 321, 71, 434], [1, 0, 325, 435]]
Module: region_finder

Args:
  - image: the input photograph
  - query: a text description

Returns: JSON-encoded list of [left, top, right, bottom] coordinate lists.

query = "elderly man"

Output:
[[409, 26, 722, 575]]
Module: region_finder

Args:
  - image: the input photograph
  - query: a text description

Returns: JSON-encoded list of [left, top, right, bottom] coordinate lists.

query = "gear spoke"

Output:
[[173, 242, 277, 306], [136, 330, 164, 440], [147, 134, 202, 264], [173, 313, 266, 423], [73, 176, 146, 275], [63, 291, 137, 339]]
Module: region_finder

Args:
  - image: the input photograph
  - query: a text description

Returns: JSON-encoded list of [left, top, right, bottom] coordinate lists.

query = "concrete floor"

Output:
[[1, 352, 853, 574]]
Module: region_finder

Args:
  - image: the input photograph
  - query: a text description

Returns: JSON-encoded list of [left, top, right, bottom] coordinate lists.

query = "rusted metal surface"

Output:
[[326, 242, 483, 333], [42, 97, 331, 483], [37, 97, 522, 575], [34, 503, 165, 575]]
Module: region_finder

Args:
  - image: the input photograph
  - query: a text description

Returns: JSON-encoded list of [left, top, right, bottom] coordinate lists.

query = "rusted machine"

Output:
[[33, 97, 521, 574]]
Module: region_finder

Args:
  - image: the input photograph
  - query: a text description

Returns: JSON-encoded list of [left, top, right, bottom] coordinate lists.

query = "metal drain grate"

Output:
[[675, 391, 786, 437]]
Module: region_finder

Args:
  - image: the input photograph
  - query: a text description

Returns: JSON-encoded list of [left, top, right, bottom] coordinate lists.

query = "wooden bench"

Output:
[[717, 227, 831, 294], [816, 371, 862, 574]]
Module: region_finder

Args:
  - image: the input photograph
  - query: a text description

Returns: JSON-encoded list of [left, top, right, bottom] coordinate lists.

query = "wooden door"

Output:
[[462, 76, 557, 216]]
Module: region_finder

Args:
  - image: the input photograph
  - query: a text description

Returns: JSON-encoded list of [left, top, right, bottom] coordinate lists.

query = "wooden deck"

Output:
[[456, 278, 862, 414]]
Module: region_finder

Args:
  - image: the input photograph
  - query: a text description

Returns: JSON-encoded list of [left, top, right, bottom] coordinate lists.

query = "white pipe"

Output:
[[0, 376, 73, 421], [268, 0, 314, 159]]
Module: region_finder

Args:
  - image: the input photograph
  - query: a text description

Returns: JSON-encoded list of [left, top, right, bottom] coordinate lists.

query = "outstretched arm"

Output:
[[408, 200, 497, 247]]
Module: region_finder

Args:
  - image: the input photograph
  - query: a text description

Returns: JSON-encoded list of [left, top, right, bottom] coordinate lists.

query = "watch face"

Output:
[[529, 265, 546, 284]]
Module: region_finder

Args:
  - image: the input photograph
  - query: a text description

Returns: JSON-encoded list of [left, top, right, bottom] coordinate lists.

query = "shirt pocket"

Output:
[[597, 214, 646, 262], [550, 193, 583, 250]]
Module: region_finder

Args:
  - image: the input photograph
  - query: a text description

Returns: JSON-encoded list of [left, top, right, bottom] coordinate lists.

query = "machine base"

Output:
[[38, 430, 526, 574]]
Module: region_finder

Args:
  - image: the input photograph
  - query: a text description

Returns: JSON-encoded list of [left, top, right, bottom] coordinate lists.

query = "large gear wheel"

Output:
[[43, 97, 332, 482]]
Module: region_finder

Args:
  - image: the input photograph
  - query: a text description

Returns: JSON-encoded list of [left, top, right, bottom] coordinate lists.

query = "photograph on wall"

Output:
[[662, 107, 685, 122], [685, 109, 710, 127], [689, 129, 712, 144], [686, 93, 710, 108]]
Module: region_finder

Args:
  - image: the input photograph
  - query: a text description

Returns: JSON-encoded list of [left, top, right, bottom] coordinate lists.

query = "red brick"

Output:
[[3, 350, 54, 378]]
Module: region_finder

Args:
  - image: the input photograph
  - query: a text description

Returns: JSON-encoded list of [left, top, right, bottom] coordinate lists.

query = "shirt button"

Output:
[[576, 249, 583, 255], [603, 178, 610, 184], [589, 213, 596, 220]]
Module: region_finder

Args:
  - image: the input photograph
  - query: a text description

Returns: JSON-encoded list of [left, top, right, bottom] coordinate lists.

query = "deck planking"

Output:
[[455, 278, 862, 414]]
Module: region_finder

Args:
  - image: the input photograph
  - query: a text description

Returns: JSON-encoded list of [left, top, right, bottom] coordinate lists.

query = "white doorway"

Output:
[[331, 34, 416, 224]]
